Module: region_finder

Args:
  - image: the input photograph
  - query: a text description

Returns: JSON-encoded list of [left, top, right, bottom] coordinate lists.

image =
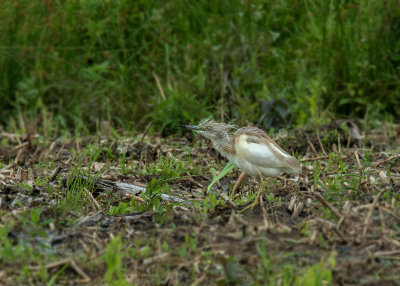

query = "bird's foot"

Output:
[[239, 197, 259, 213], [250, 197, 260, 209], [239, 179, 263, 213]]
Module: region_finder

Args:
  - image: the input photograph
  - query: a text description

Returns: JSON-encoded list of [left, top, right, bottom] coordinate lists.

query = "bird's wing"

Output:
[[234, 127, 301, 172], [235, 135, 288, 169]]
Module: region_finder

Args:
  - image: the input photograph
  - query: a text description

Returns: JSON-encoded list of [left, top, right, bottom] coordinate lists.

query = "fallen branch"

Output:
[[314, 218, 346, 241], [114, 182, 191, 204], [84, 188, 100, 211], [153, 72, 166, 101], [301, 156, 329, 162], [380, 206, 400, 222], [354, 150, 363, 190], [0, 164, 14, 174], [49, 166, 62, 182], [313, 193, 343, 220], [307, 139, 319, 157], [30, 258, 91, 283], [220, 193, 236, 208], [317, 133, 328, 156], [61, 174, 192, 205], [371, 155, 399, 167]]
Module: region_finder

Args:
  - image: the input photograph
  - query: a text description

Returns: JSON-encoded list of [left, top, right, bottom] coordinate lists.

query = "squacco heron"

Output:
[[180, 119, 301, 210]]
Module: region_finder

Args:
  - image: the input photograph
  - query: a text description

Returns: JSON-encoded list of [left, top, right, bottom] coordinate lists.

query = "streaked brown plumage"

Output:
[[180, 119, 301, 209]]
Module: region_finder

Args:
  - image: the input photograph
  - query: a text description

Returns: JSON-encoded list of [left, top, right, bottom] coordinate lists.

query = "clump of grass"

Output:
[[294, 252, 336, 286], [54, 142, 105, 220]]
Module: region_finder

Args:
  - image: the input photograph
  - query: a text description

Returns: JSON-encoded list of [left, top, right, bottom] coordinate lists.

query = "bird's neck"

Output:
[[212, 135, 235, 158]]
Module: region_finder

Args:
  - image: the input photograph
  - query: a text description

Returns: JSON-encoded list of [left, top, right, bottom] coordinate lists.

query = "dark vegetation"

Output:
[[1, 1, 400, 285], [1, 0, 400, 135]]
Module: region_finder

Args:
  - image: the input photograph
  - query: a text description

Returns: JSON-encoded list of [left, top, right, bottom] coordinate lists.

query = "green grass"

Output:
[[1, 0, 399, 135]]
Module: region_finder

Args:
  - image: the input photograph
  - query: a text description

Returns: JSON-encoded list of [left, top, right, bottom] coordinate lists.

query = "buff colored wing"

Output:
[[236, 135, 289, 169], [235, 132, 301, 174]]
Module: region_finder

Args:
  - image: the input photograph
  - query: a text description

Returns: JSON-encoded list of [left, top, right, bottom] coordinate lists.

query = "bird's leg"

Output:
[[231, 171, 246, 199], [251, 176, 264, 210], [239, 174, 265, 213]]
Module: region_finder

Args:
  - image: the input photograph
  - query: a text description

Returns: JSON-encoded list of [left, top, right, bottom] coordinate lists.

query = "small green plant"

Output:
[[104, 235, 130, 286], [294, 252, 336, 286], [207, 162, 236, 192], [0, 225, 30, 263], [256, 234, 273, 284], [55, 142, 105, 220]]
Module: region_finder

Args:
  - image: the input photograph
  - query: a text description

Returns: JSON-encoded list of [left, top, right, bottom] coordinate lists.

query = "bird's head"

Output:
[[179, 119, 236, 142]]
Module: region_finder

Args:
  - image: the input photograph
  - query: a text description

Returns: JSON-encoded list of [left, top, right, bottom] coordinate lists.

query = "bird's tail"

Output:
[[284, 156, 302, 175]]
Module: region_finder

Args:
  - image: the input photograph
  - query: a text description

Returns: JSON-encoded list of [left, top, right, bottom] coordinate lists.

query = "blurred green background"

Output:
[[1, 0, 399, 136]]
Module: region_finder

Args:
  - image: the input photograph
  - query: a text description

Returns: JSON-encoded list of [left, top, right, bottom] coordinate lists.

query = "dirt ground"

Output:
[[0, 121, 399, 285]]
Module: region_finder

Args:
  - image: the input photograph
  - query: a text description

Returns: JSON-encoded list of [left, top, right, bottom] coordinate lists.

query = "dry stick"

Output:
[[260, 195, 270, 229], [49, 166, 62, 182], [291, 202, 304, 219], [30, 258, 91, 283], [46, 141, 57, 159], [185, 173, 204, 188], [313, 193, 343, 219], [56, 143, 66, 159], [13, 141, 29, 150], [307, 139, 319, 157], [0, 163, 14, 174], [354, 150, 362, 170], [337, 202, 352, 230], [153, 72, 166, 101], [384, 237, 400, 248], [317, 133, 328, 156], [288, 195, 297, 212], [113, 181, 191, 204], [314, 217, 346, 241], [379, 205, 386, 229], [301, 156, 329, 162], [354, 150, 363, 190], [220, 193, 236, 209], [84, 188, 100, 211], [76, 139, 80, 154], [379, 206, 400, 222], [362, 188, 388, 238], [140, 122, 152, 144], [14, 148, 23, 164], [371, 155, 400, 167], [69, 258, 91, 283]]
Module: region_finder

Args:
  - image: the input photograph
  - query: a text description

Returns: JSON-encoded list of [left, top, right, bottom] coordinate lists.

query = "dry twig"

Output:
[[362, 188, 388, 238], [301, 156, 329, 162], [140, 122, 152, 144], [153, 72, 166, 101], [49, 166, 62, 182], [317, 133, 328, 156], [371, 155, 399, 167], [354, 150, 364, 190], [307, 139, 319, 157], [220, 193, 235, 208], [30, 258, 91, 283], [291, 202, 304, 219], [312, 193, 343, 219]]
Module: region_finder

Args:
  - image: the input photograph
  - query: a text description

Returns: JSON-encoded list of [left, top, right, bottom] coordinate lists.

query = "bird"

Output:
[[180, 119, 301, 210]]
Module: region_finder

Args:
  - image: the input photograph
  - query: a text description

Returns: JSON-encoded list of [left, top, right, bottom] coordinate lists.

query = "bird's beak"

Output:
[[178, 125, 200, 131]]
